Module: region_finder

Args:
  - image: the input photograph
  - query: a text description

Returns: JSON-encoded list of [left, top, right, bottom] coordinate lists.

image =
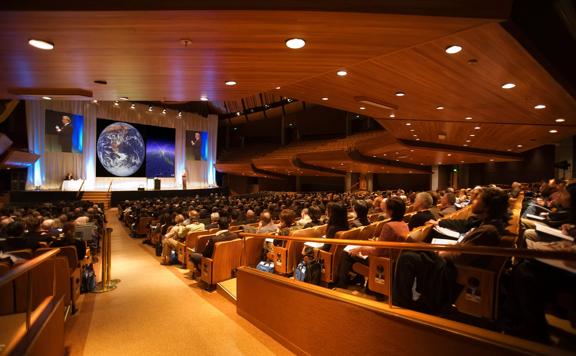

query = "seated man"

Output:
[[408, 192, 436, 230], [205, 212, 220, 229], [439, 192, 457, 216], [393, 187, 509, 313], [185, 210, 205, 233], [160, 214, 188, 265], [188, 217, 239, 276]]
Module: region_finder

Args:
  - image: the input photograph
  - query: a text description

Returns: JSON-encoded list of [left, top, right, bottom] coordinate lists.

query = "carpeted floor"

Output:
[[64, 208, 292, 355]]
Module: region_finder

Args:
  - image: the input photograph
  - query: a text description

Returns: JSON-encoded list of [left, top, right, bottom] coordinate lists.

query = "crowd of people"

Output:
[[0, 201, 106, 262]]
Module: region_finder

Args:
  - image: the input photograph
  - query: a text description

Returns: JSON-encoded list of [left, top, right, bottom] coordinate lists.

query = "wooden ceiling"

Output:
[[0, 11, 490, 101], [0, 3, 573, 177]]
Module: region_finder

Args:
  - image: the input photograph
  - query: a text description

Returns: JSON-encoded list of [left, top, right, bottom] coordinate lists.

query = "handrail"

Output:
[[0, 248, 61, 288], [107, 180, 113, 192], [239, 233, 576, 261], [76, 179, 85, 199]]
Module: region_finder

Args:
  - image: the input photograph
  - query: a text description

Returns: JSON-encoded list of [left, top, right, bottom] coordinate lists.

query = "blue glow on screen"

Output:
[[71, 114, 83, 153], [201, 131, 208, 161]]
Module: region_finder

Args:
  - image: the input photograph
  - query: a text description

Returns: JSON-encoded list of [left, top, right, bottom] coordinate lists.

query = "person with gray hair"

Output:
[[206, 212, 220, 229], [440, 192, 457, 216], [408, 192, 436, 230]]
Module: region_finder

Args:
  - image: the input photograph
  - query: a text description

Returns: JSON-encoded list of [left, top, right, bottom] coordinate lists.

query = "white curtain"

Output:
[[26, 100, 218, 190]]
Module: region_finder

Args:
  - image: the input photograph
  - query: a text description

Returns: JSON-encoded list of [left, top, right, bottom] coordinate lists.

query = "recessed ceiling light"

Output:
[[447, 153, 452, 157], [389, 113, 396, 118], [372, 155, 376, 158], [438, 162, 443, 165], [92, 99, 98, 103], [474, 126, 481, 130], [465, 139, 471, 143], [383, 154, 387, 156], [412, 134, 418, 137], [463, 144, 468, 147], [436, 106, 444, 110], [337, 70, 347, 77], [162, 109, 167, 115], [507, 148, 512, 151], [41, 96, 52, 100], [200, 96, 208, 101], [395, 91, 405, 97], [517, 144, 523, 148], [119, 97, 129, 100], [445, 45, 462, 54], [285, 38, 306, 49], [409, 129, 415, 132], [469, 134, 475, 137], [28, 39, 54, 50], [405, 122, 411, 126], [416, 138, 420, 141], [130, 104, 136, 110], [275, 86, 281, 90], [549, 129, 558, 133], [460, 160, 465, 163], [555, 118, 565, 123], [113, 101, 119, 106], [359, 106, 366, 110], [321, 97, 328, 101], [465, 117, 472, 120], [502, 83, 516, 89], [490, 159, 494, 162], [534, 104, 546, 109], [148, 106, 153, 112], [410, 150, 414, 152], [225, 81, 237, 86]]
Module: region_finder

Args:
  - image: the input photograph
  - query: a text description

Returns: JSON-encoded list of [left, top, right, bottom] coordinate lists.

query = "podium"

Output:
[[154, 178, 161, 190]]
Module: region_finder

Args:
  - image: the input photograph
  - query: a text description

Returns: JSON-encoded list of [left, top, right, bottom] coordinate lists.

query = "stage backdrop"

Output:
[[26, 100, 218, 190]]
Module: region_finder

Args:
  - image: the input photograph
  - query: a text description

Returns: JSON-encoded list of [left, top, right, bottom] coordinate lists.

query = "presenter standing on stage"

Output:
[[190, 131, 202, 161], [182, 170, 187, 190]]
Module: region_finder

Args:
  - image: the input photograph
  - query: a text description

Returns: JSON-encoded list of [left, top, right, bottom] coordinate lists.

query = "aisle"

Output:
[[65, 209, 291, 355]]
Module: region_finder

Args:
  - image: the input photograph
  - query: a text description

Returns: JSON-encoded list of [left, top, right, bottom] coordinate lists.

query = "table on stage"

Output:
[[61, 179, 83, 191]]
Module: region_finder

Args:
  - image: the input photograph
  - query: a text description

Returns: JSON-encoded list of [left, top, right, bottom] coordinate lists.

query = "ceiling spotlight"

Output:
[[41, 96, 52, 100], [119, 97, 129, 101], [447, 153, 452, 157], [275, 86, 281, 90], [555, 118, 565, 123], [445, 45, 462, 54], [395, 91, 405, 97], [469, 134, 475, 137], [463, 144, 468, 147], [200, 96, 208, 101], [148, 106, 153, 112], [162, 109, 167, 115], [113, 101, 119, 106], [474, 126, 481, 130], [359, 106, 366, 110], [501, 83, 516, 89], [409, 129, 415, 132], [490, 159, 495, 162], [534, 104, 546, 109], [465, 116, 472, 120], [436, 106, 444, 110], [415, 138, 420, 141], [517, 144, 523, 148], [389, 113, 395, 118], [321, 97, 328, 101], [337, 70, 347, 77], [236, 112, 241, 116], [92, 99, 98, 103], [460, 160, 465, 163], [465, 139, 471, 143], [28, 39, 54, 50], [224, 81, 237, 86], [405, 122, 411, 126], [507, 149, 512, 151], [549, 129, 558, 133], [130, 104, 136, 110], [285, 38, 306, 49], [412, 134, 418, 137]]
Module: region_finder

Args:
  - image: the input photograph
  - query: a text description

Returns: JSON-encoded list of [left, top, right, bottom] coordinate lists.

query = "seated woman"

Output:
[[393, 187, 509, 313], [349, 200, 370, 228], [303, 205, 322, 228], [273, 209, 300, 247], [322, 203, 349, 252], [336, 197, 408, 289]]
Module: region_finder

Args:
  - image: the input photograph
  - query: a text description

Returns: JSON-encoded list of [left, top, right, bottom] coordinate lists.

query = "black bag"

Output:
[[155, 242, 162, 256], [295, 259, 322, 285], [81, 263, 96, 293]]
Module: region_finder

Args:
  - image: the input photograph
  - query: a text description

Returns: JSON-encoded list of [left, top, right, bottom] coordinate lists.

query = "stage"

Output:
[[9, 187, 228, 207]]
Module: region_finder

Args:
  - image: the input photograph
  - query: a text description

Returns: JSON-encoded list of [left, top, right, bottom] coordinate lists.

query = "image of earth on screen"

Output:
[[96, 119, 175, 177]]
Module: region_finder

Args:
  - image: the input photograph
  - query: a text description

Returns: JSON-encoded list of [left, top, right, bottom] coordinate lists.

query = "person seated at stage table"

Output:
[[393, 187, 509, 313], [337, 197, 409, 289], [188, 217, 239, 277], [160, 214, 189, 265], [349, 200, 370, 228], [408, 192, 436, 230]]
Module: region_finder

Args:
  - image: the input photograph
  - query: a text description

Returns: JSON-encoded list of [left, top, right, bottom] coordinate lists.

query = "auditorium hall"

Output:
[[0, 1, 575, 355]]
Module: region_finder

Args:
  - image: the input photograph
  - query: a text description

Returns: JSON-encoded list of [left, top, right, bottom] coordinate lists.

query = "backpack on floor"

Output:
[[295, 259, 322, 285], [256, 261, 274, 273], [81, 263, 97, 293], [170, 250, 179, 265]]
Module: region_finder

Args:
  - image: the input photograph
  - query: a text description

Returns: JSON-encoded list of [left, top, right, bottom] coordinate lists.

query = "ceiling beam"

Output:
[[398, 139, 523, 160], [346, 148, 432, 173], [291, 157, 346, 175]]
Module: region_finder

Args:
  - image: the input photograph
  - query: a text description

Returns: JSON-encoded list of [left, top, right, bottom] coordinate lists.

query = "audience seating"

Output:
[[200, 239, 244, 288], [454, 235, 517, 320], [272, 225, 326, 275]]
